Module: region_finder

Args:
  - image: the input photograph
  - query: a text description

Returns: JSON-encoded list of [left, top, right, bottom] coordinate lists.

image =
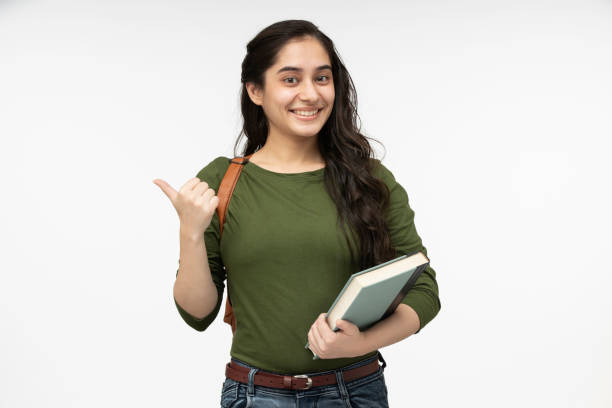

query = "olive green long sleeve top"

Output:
[[174, 156, 440, 374]]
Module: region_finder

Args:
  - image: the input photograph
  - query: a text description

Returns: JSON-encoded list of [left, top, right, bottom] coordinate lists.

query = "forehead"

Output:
[[271, 37, 331, 71]]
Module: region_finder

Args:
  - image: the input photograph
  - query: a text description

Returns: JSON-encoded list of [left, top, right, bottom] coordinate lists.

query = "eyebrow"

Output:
[[276, 65, 332, 74]]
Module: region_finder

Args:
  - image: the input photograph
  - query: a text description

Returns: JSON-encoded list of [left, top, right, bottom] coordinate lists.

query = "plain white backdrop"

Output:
[[1, 0, 610, 407]]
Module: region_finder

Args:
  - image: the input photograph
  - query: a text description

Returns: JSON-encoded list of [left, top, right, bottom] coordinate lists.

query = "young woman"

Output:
[[154, 19, 441, 408]]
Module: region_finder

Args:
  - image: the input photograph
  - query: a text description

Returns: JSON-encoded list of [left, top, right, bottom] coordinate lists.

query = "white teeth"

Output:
[[293, 109, 318, 117]]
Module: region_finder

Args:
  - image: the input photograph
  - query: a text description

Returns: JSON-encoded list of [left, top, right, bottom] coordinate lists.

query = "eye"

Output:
[[283, 77, 298, 84], [317, 75, 330, 82]]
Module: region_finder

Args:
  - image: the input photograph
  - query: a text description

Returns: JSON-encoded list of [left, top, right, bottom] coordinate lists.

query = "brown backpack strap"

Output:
[[217, 154, 252, 336], [216, 154, 253, 237]]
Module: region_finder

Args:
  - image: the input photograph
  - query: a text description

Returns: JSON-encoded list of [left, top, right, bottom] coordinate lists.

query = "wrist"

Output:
[[359, 331, 376, 356], [180, 225, 204, 242]]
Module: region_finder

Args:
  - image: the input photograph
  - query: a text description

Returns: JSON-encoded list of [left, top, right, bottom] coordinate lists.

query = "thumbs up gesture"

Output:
[[153, 177, 219, 237]]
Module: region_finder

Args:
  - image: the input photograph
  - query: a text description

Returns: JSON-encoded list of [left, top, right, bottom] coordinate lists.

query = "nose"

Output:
[[298, 78, 319, 102]]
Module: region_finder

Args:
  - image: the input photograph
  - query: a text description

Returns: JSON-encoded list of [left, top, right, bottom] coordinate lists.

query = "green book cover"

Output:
[[305, 251, 429, 359]]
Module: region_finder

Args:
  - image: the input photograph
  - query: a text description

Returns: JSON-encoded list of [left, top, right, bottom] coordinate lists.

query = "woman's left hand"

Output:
[[307, 313, 368, 359]]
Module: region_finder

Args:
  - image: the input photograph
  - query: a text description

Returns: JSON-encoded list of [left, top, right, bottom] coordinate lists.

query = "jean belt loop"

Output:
[[247, 367, 258, 397], [334, 368, 350, 402]]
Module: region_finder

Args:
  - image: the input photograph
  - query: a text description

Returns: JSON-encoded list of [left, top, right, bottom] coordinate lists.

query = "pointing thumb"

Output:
[[153, 178, 177, 203]]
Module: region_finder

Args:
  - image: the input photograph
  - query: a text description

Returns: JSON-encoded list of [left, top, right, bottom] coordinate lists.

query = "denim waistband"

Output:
[[230, 350, 386, 377]]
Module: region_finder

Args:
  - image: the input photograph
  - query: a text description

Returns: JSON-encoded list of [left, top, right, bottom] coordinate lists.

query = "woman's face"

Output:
[[247, 36, 335, 142]]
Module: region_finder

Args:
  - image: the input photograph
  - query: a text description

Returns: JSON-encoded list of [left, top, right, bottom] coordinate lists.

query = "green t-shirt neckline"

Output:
[[244, 159, 325, 181]]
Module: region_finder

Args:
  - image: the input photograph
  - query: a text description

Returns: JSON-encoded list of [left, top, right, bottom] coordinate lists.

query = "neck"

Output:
[[255, 130, 324, 166]]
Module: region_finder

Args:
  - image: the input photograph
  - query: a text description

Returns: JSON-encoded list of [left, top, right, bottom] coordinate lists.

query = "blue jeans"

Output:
[[220, 351, 389, 407]]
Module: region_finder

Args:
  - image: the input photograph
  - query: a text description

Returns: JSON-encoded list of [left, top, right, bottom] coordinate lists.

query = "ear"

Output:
[[245, 82, 264, 106]]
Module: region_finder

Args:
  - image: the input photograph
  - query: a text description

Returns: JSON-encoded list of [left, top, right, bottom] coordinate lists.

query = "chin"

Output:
[[292, 128, 323, 138]]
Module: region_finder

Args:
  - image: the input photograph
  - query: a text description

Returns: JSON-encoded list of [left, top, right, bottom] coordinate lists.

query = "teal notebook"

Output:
[[304, 251, 429, 360]]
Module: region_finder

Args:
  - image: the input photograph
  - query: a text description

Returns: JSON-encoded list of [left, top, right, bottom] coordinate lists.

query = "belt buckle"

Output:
[[293, 374, 312, 390]]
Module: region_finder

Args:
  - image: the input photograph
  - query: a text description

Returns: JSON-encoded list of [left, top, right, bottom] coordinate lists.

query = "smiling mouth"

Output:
[[289, 108, 323, 118]]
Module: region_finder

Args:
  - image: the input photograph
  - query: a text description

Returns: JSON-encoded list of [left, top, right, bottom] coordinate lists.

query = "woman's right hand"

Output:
[[153, 177, 220, 236]]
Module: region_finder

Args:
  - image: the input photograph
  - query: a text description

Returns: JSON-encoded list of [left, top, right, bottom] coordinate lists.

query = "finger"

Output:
[[318, 313, 328, 326], [194, 188, 217, 208], [313, 321, 329, 349], [193, 182, 214, 199], [336, 319, 354, 335], [153, 179, 178, 203], [192, 181, 211, 196], [210, 195, 220, 208], [314, 317, 328, 340], [307, 327, 321, 356], [191, 178, 207, 191], [180, 177, 202, 193], [319, 313, 334, 334]]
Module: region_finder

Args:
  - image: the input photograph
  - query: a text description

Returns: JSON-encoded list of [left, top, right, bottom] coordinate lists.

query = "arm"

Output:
[[173, 157, 228, 332], [173, 219, 226, 332], [376, 160, 441, 334], [173, 227, 219, 321], [359, 304, 420, 354]]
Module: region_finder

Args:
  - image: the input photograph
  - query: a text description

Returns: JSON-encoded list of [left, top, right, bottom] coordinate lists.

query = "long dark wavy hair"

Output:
[[233, 19, 397, 270]]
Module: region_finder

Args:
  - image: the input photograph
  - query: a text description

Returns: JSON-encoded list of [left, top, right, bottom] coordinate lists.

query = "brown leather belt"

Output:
[[224, 358, 381, 390]]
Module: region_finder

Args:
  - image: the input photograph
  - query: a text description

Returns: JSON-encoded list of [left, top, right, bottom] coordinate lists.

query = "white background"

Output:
[[1, 0, 611, 407]]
